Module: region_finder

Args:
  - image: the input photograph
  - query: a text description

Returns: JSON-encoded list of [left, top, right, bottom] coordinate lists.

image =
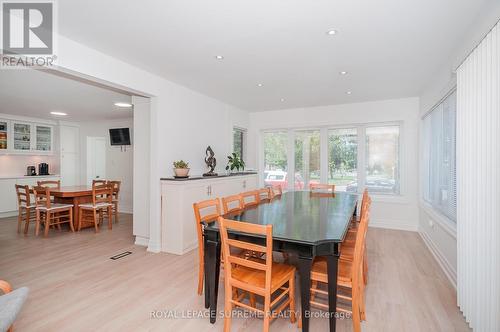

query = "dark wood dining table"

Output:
[[203, 191, 358, 332], [30, 186, 94, 229]]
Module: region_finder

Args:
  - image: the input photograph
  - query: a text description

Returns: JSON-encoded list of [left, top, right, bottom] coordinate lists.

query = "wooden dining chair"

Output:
[[107, 180, 121, 223], [258, 188, 272, 203], [241, 190, 260, 208], [193, 198, 222, 295], [15, 185, 36, 234], [78, 182, 113, 232], [37, 180, 60, 189], [270, 185, 283, 199], [222, 194, 244, 215], [33, 186, 74, 237], [305, 207, 370, 332], [219, 217, 297, 332], [309, 183, 335, 193]]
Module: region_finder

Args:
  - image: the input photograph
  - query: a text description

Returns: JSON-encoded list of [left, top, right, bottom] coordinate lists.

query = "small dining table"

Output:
[[203, 191, 358, 332], [31, 186, 95, 229]]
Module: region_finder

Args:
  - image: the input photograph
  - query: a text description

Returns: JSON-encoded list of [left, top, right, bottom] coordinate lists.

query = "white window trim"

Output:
[[419, 200, 457, 238], [232, 126, 247, 160], [259, 120, 405, 202]]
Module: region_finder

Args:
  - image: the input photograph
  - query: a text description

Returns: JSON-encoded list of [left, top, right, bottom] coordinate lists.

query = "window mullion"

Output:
[[320, 128, 328, 185], [287, 129, 295, 191], [357, 126, 366, 194]]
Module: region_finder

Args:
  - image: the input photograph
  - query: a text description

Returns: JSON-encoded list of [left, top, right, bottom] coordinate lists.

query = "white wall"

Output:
[[418, 3, 500, 288], [248, 97, 420, 231], [78, 118, 134, 213], [55, 34, 249, 251]]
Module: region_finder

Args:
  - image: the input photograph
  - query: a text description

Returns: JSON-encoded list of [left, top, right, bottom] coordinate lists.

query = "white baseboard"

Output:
[[134, 236, 149, 247], [369, 219, 418, 232], [147, 240, 161, 253], [0, 211, 18, 219], [419, 230, 457, 289], [118, 206, 133, 214]]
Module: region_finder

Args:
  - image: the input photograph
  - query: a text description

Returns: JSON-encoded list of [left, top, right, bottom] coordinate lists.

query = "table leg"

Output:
[[204, 236, 221, 323], [297, 256, 313, 332], [326, 255, 338, 332]]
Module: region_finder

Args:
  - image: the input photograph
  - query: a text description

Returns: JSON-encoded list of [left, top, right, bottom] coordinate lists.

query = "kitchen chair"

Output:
[[92, 179, 107, 186], [15, 184, 36, 234], [222, 194, 244, 215], [78, 182, 113, 232], [33, 186, 74, 237], [219, 217, 297, 332], [193, 198, 222, 295], [258, 188, 272, 203], [309, 183, 335, 193], [37, 180, 60, 189], [270, 185, 283, 199], [107, 180, 121, 223], [304, 207, 370, 332], [241, 190, 260, 208]]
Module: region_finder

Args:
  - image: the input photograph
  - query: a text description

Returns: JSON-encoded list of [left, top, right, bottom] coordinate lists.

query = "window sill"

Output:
[[419, 201, 457, 239]]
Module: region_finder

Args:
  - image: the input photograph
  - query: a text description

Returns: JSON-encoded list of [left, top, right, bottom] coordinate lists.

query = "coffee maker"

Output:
[[38, 163, 49, 176], [26, 166, 36, 176]]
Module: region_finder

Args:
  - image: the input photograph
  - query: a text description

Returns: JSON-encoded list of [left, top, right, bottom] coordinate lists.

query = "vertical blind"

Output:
[[456, 21, 500, 332], [422, 91, 457, 221]]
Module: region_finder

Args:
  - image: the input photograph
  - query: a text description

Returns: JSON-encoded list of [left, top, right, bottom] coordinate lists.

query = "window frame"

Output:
[[232, 126, 246, 161], [259, 121, 405, 200]]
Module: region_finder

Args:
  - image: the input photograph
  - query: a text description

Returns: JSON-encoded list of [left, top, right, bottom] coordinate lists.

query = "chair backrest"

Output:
[[352, 198, 371, 294], [258, 188, 272, 203], [271, 185, 283, 199], [15, 184, 31, 208], [193, 198, 222, 251], [92, 179, 107, 186], [241, 190, 260, 208], [221, 194, 244, 215], [309, 183, 335, 193], [92, 182, 112, 206], [107, 180, 121, 200], [33, 186, 52, 209], [37, 180, 60, 189], [359, 189, 370, 218], [219, 217, 273, 295]]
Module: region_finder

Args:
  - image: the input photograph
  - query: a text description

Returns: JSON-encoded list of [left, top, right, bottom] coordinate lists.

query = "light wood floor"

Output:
[[0, 215, 469, 332]]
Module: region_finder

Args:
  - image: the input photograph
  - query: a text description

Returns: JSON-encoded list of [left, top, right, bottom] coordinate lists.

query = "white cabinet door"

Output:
[[35, 125, 53, 152], [0, 120, 9, 151], [12, 122, 33, 152], [0, 179, 18, 213]]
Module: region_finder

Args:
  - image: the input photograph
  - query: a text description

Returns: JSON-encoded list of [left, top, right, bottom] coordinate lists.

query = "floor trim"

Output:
[[370, 219, 418, 232], [419, 230, 457, 289], [134, 235, 149, 247]]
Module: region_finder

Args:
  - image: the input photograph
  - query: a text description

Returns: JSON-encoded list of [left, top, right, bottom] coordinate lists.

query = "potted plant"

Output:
[[173, 160, 190, 177], [225, 153, 245, 174]]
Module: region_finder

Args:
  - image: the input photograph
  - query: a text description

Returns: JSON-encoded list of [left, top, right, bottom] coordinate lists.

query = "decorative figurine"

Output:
[[203, 146, 218, 176]]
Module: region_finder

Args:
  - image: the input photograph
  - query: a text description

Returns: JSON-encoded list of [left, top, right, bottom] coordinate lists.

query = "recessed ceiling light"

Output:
[[326, 30, 338, 35], [346, 91, 352, 95], [114, 102, 133, 108], [280, 98, 285, 102], [215, 55, 224, 60], [257, 83, 263, 87], [339, 71, 348, 75], [50, 111, 67, 116]]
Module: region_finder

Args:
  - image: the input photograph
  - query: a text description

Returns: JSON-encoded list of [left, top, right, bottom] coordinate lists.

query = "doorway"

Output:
[[86, 136, 106, 184]]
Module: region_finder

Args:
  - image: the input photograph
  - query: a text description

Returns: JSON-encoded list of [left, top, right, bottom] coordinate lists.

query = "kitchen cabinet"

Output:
[[160, 174, 258, 255], [0, 119, 54, 154], [12, 122, 32, 151], [0, 120, 9, 150]]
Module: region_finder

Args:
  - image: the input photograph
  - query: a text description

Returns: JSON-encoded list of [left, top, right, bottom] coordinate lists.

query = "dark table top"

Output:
[[207, 191, 358, 245]]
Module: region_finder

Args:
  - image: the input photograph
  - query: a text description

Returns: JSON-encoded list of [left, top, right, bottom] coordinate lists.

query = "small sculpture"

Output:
[[203, 146, 218, 176]]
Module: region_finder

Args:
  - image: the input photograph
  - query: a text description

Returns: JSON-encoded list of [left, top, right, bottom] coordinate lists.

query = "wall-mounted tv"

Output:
[[109, 128, 131, 146]]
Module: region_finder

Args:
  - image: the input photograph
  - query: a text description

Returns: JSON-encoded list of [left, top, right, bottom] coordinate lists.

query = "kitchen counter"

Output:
[[0, 174, 60, 179], [160, 172, 257, 182]]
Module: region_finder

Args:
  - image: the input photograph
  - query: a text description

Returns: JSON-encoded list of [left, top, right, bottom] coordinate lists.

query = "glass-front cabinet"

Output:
[[0, 120, 8, 150], [0, 120, 54, 154]]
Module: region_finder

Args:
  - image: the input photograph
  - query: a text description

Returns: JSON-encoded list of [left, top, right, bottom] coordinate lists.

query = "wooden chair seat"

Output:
[[232, 260, 296, 294], [36, 203, 74, 211], [79, 202, 112, 209]]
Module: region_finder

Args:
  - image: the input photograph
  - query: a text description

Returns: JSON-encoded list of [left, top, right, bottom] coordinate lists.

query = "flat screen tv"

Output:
[[109, 128, 131, 146]]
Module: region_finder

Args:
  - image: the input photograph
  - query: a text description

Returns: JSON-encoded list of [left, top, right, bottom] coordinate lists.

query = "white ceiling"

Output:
[[0, 70, 133, 121], [58, 0, 492, 112]]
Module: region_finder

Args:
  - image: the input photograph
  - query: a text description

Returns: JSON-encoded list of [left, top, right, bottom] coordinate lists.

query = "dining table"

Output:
[[203, 190, 358, 332], [30, 185, 95, 229]]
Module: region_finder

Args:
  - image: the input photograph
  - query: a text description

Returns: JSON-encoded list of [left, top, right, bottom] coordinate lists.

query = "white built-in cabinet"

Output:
[[0, 118, 54, 154], [160, 174, 258, 255]]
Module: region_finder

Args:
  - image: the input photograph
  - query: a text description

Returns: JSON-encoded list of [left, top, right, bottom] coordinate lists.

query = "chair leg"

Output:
[[249, 293, 256, 308], [107, 207, 112, 230], [197, 246, 204, 295], [78, 208, 83, 231], [223, 284, 233, 332], [44, 212, 51, 237], [93, 209, 99, 233], [352, 286, 361, 332], [68, 208, 75, 232], [289, 275, 297, 324], [17, 208, 22, 233], [35, 210, 41, 236], [114, 202, 119, 223], [363, 247, 368, 285], [24, 208, 31, 234], [263, 295, 271, 332]]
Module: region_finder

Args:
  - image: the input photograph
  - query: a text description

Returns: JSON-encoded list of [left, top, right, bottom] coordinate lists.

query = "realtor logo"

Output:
[[2, 1, 53, 54]]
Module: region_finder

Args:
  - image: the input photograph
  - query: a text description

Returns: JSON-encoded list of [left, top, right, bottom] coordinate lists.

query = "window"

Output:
[[233, 127, 245, 160], [365, 126, 400, 194], [263, 132, 288, 190], [294, 130, 320, 190], [422, 91, 456, 221], [328, 128, 358, 192]]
